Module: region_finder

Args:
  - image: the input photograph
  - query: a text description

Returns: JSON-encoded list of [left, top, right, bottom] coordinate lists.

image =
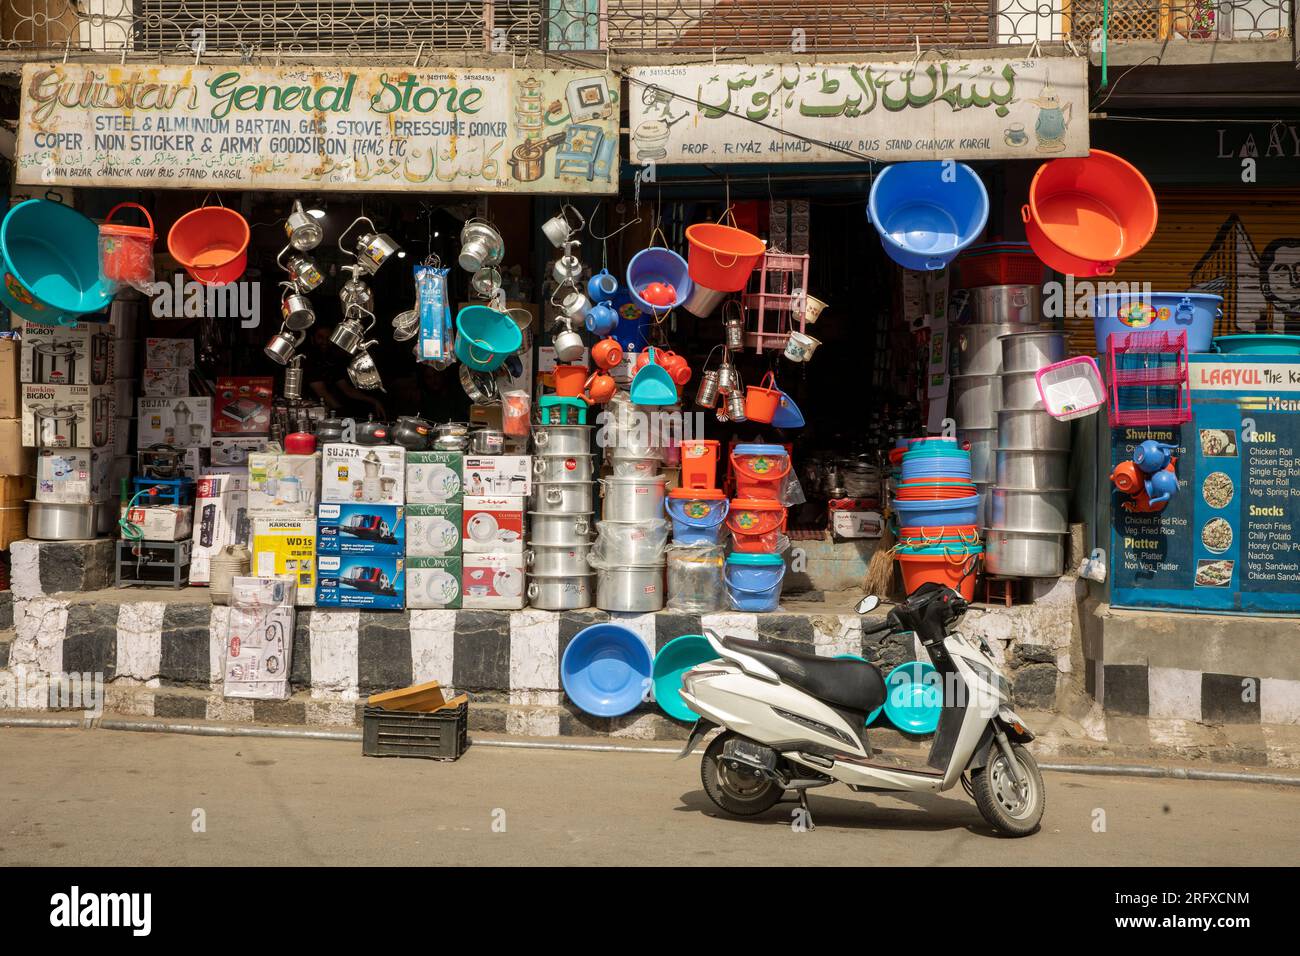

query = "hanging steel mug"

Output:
[[726, 388, 748, 422], [285, 200, 324, 251], [717, 362, 738, 395], [695, 368, 720, 408], [347, 347, 384, 391]]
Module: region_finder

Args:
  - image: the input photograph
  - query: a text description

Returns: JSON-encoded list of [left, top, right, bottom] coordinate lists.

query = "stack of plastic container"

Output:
[[891, 438, 982, 599], [724, 443, 790, 612], [528, 421, 594, 609], [664, 439, 728, 612]]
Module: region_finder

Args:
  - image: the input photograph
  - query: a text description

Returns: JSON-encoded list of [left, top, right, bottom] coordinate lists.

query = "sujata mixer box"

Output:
[[251, 516, 316, 606], [406, 556, 462, 609], [320, 443, 405, 504], [137, 397, 212, 449], [316, 554, 404, 610], [406, 503, 463, 557], [462, 496, 525, 553], [213, 376, 274, 436], [316, 503, 405, 557], [406, 451, 463, 504]]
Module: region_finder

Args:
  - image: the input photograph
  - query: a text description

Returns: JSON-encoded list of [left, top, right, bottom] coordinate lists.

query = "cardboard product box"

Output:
[[18, 320, 120, 386], [251, 516, 317, 606], [406, 503, 463, 557], [190, 472, 251, 585], [213, 376, 274, 436], [0, 418, 33, 475], [0, 474, 34, 503], [21, 383, 115, 449], [210, 435, 274, 467], [222, 576, 296, 701], [136, 396, 212, 449], [0, 500, 28, 550], [137, 444, 203, 480], [247, 452, 320, 514], [405, 451, 464, 504], [200, 465, 250, 492], [320, 443, 404, 505], [141, 367, 190, 397], [0, 340, 19, 418], [461, 551, 526, 609], [316, 554, 404, 610], [462, 495, 525, 553], [462, 455, 532, 497], [406, 555, 463, 609], [36, 448, 113, 503], [145, 338, 195, 370], [316, 502, 405, 557], [120, 504, 193, 541]]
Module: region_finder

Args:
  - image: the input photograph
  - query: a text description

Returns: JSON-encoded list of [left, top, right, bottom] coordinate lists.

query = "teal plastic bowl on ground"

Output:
[[1212, 334, 1300, 355], [883, 661, 942, 734], [0, 199, 112, 325], [836, 654, 884, 726], [652, 634, 717, 721]]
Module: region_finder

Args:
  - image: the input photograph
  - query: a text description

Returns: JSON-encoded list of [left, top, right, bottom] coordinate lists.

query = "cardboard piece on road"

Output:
[[367, 679, 467, 714]]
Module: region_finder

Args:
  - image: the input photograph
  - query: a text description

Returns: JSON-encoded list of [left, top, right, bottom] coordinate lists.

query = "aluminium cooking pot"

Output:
[[997, 408, 1070, 451], [983, 527, 1064, 578], [955, 323, 1020, 375], [527, 574, 594, 610], [533, 454, 595, 483], [27, 499, 101, 540], [600, 475, 667, 523], [596, 564, 665, 613], [951, 373, 1002, 430], [528, 511, 593, 546], [989, 487, 1071, 533], [526, 543, 593, 577], [968, 284, 1043, 326], [1000, 369, 1048, 410], [469, 428, 506, 455], [532, 424, 592, 456], [999, 330, 1066, 375], [532, 481, 594, 514], [995, 449, 1069, 488]]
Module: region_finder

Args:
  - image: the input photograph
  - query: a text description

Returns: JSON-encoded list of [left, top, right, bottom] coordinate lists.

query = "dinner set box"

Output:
[[136, 397, 212, 449], [251, 516, 317, 606], [406, 503, 463, 557], [213, 376, 274, 436], [190, 472, 251, 586], [406, 451, 463, 504], [247, 452, 320, 515], [407, 555, 462, 609], [462, 496, 525, 553], [222, 576, 295, 701], [21, 383, 116, 449], [316, 502, 405, 557], [461, 551, 526, 609], [316, 554, 404, 610], [35, 448, 112, 503], [462, 455, 532, 497], [320, 443, 404, 505], [119, 504, 193, 541]]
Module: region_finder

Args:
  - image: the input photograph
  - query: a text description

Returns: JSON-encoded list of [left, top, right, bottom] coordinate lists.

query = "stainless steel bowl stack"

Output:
[[987, 330, 1069, 578], [528, 423, 595, 609]]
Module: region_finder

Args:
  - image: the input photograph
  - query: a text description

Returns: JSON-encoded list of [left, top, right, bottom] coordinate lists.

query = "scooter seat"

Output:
[[720, 636, 887, 714]]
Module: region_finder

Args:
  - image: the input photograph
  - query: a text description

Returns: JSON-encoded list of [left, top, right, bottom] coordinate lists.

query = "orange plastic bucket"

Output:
[[553, 364, 588, 397], [896, 547, 981, 600], [1022, 149, 1157, 278], [897, 525, 981, 549], [895, 487, 976, 501], [725, 497, 786, 553], [167, 204, 250, 287], [680, 439, 720, 490], [744, 372, 781, 424], [99, 203, 155, 285], [731, 443, 791, 500], [685, 222, 767, 292]]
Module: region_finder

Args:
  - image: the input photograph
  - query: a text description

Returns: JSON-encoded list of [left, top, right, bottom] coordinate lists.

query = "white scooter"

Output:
[[678, 583, 1045, 835]]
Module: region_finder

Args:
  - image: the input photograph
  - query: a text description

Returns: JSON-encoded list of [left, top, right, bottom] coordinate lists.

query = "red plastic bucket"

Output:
[[896, 548, 980, 600], [167, 204, 250, 286], [731, 443, 791, 500], [99, 203, 155, 285], [744, 372, 782, 425], [725, 497, 786, 553], [685, 222, 766, 292]]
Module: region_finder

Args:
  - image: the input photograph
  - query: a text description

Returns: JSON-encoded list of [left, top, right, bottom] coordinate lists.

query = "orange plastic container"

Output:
[[680, 439, 720, 490], [553, 364, 588, 397], [167, 204, 250, 287], [685, 222, 767, 292], [731, 443, 791, 500], [99, 203, 155, 285], [744, 372, 781, 424], [897, 547, 981, 600], [725, 497, 786, 553]]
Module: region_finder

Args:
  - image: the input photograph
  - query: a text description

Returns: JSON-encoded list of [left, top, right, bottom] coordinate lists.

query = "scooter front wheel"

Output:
[[971, 743, 1045, 837], [701, 732, 784, 817]]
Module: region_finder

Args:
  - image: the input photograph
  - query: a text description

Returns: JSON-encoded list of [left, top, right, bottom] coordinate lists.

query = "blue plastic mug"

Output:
[[587, 269, 619, 302], [585, 300, 619, 337]]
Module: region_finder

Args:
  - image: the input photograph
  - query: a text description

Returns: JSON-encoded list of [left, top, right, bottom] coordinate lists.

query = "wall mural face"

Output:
[[1190, 215, 1300, 334]]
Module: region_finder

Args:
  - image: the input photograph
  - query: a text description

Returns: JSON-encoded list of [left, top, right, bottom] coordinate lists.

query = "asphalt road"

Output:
[[1, 728, 1296, 866]]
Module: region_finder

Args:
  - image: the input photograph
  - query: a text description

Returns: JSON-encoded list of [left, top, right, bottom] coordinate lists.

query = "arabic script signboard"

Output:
[[16, 64, 619, 193], [628, 58, 1088, 164]]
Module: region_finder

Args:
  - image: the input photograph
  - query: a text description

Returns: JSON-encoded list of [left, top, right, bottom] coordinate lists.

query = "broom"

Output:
[[862, 507, 896, 598]]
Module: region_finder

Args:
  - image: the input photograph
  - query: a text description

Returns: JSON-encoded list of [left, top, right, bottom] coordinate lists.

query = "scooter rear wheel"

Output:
[[701, 731, 785, 817], [971, 743, 1045, 836]]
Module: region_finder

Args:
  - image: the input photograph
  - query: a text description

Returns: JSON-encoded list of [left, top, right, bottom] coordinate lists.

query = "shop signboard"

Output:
[[1110, 354, 1300, 613], [15, 64, 619, 194], [627, 57, 1088, 165]]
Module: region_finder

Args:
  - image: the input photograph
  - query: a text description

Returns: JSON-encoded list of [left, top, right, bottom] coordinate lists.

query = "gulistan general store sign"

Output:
[[16, 64, 620, 193]]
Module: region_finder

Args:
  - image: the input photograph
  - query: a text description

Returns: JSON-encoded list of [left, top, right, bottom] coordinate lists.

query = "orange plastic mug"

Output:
[[553, 364, 588, 397], [591, 337, 624, 370]]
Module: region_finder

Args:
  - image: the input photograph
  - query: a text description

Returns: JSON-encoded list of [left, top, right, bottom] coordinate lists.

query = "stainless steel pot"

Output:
[[983, 528, 1064, 578], [600, 475, 667, 522], [532, 424, 591, 456], [990, 487, 1071, 533], [527, 574, 594, 611], [460, 365, 499, 406], [526, 543, 593, 577], [469, 428, 506, 455], [999, 330, 1066, 375], [609, 457, 661, 478], [433, 422, 471, 451], [997, 408, 1070, 451], [533, 454, 595, 483], [528, 511, 592, 546], [996, 449, 1069, 488], [969, 284, 1042, 325], [532, 481, 594, 514], [27, 499, 100, 540], [596, 565, 665, 613], [1000, 369, 1047, 410], [951, 373, 1001, 430], [975, 480, 993, 528], [955, 323, 1019, 375], [959, 428, 998, 483], [605, 429, 662, 460]]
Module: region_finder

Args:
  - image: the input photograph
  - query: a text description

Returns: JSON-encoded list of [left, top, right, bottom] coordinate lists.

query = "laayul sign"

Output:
[[628, 58, 1088, 164], [16, 64, 619, 194]]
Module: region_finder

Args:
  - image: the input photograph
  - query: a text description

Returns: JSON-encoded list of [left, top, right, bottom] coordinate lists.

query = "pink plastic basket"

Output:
[[1035, 356, 1106, 421]]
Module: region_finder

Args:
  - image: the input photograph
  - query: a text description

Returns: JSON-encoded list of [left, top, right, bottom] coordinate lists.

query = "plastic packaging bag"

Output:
[[588, 518, 670, 569], [667, 545, 727, 612], [502, 389, 531, 437], [416, 264, 452, 363]]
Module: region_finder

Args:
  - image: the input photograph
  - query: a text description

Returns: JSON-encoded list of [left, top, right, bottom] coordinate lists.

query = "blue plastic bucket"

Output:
[[892, 494, 981, 528], [1092, 292, 1222, 353], [626, 247, 693, 311], [0, 199, 112, 326], [725, 552, 786, 612], [666, 494, 730, 546], [867, 162, 989, 272], [455, 305, 522, 372]]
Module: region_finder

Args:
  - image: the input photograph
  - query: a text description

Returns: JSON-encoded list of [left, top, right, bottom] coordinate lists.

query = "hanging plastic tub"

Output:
[[98, 202, 156, 288], [726, 497, 786, 553], [1212, 335, 1300, 355], [725, 552, 786, 612], [1022, 150, 1157, 277], [867, 161, 989, 272], [744, 372, 781, 424], [1036, 356, 1106, 420], [1092, 292, 1222, 354], [666, 488, 729, 545], [626, 246, 693, 311], [892, 494, 980, 529], [455, 305, 522, 372], [895, 544, 981, 600], [166, 203, 250, 286], [684, 222, 766, 292], [731, 442, 791, 500], [0, 199, 113, 326]]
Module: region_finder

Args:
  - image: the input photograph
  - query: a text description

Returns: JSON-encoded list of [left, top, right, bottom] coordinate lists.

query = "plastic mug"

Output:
[[591, 337, 624, 370], [582, 371, 617, 405], [553, 364, 588, 397], [587, 269, 619, 301], [659, 350, 692, 386], [585, 300, 619, 337]]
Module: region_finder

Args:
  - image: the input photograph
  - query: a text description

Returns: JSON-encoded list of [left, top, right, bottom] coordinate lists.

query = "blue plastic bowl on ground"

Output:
[[562, 623, 653, 718], [836, 654, 884, 726], [652, 634, 718, 721], [1093, 292, 1222, 353], [868, 161, 989, 272], [883, 661, 942, 734]]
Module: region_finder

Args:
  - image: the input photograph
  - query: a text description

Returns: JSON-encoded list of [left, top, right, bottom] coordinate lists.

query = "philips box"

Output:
[[35, 448, 113, 503], [407, 555, 462, 609], [251, 516, 317, 606], [316, 502, 405, 557], [406, 451, 464, 504], [406, 503, 463, 557], [462, 496, 525, 553], [316, 554, 404, 610], [320, 443, 405, 504], [461, 551, 526, 609], [137, 397, 212, 449], [462, 455, 532, 497], [190, 473, 250, 585], [247, 452, 320, 515]]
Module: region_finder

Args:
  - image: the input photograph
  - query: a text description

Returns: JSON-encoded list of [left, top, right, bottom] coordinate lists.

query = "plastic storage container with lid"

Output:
[[725, 497, 786, 553], [667, 546, 727, 613], [730, 442, 791, 500], [725, 552, 786, 612], [665, 487, 729, 545]]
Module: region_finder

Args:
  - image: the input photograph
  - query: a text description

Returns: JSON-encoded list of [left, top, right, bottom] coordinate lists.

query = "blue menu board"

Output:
[[1110, 354, 1300, 613]]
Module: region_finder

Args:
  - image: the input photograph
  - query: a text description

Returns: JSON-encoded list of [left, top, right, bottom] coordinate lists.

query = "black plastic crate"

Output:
[[362, 701, 469, 761]]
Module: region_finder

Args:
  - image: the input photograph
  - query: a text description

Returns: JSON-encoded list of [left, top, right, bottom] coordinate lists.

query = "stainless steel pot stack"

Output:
[[528, 423, 595, 609], [987, 329, 1069, 578]]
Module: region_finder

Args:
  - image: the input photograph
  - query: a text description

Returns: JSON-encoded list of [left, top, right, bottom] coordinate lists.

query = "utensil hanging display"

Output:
[[340, 215, 404, 274], [167, 200, 250, 286], [455, 304, 522, 372], [284, 199, 325, 251]]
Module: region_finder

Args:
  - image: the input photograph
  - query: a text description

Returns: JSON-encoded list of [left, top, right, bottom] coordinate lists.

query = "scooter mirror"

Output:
[[856, 594, 881, 615]]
